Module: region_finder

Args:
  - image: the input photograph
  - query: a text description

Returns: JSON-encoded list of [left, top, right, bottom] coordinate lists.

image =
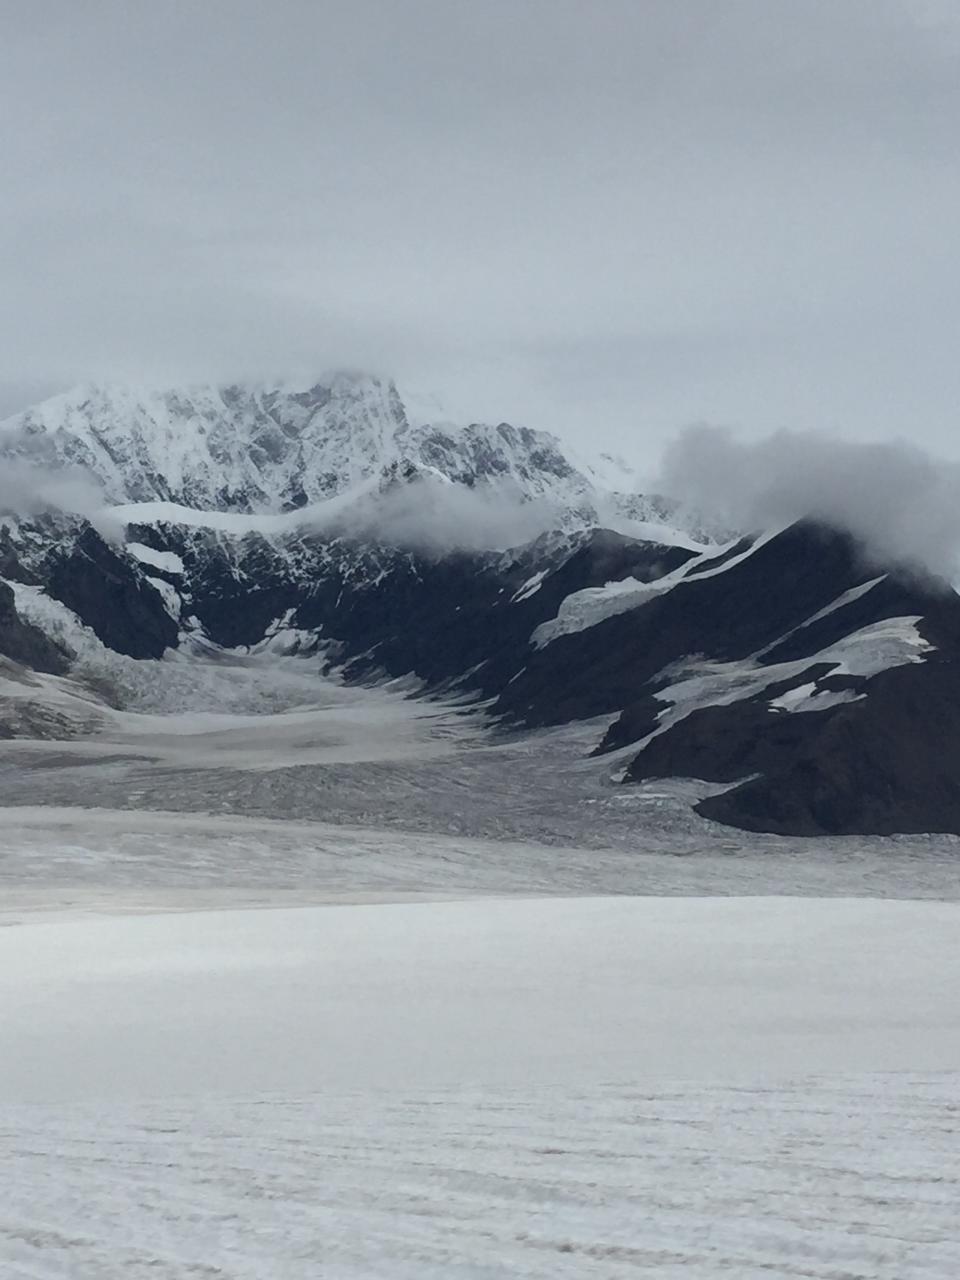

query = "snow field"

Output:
[[2, 897, 958, 1101], [2, 1074, 958, 1279], [0, 895, 958, 1277]]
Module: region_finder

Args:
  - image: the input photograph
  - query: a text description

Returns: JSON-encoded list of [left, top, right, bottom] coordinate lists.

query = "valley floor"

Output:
[[2, 648, 959, 1277], [1, 643, 959, 906]]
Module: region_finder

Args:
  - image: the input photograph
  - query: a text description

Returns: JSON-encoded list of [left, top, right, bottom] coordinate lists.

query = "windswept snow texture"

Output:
[[2, 1075, 958, 1280], [4, 897, 959, 1098], [1, 898, 959, 1277]]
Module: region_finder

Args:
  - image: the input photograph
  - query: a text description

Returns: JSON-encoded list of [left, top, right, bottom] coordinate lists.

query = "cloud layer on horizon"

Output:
[[1, 2, 959, 458]]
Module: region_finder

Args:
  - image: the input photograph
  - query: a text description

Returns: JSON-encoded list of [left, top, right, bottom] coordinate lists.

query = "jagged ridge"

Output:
[[0, 374, 690, 540]]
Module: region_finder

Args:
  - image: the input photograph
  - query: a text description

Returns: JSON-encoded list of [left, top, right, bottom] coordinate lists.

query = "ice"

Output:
[[2, 637, 959, 905], [532, 572, 676, 645], [779, 573, 886, 634], [770, 681, 866, 712], [510, 568, 547, 601], [125, 541, 184, 574], [630, 614, 934, 751]]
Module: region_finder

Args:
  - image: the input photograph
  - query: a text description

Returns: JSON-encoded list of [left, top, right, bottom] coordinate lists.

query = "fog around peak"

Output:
[[659, 425, 960, 579], [326, 479, 564, 555], [0, 459, 106, 525], [8, 406, 960, 576]]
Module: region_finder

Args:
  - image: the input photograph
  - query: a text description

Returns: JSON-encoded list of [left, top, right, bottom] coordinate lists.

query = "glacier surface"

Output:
[[1, 897, 958, 1277]]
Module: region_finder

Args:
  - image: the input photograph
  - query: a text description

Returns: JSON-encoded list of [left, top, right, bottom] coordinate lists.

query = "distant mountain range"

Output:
[[2, 374, 960, 839], [0, 374, 678, 527]]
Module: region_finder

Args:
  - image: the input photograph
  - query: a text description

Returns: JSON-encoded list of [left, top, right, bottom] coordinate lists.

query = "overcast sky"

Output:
[[1, 0, 958, 463]]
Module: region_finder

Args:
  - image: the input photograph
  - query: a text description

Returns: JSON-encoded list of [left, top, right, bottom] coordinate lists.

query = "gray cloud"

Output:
[[0, 459, 105, 524], [1, 2, 959, 458], [660, 426, 960, 579], [325, 478, 560, 554]]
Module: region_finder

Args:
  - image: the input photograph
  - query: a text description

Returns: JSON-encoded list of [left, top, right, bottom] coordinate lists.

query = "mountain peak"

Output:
[[0, 374, 408, 511], [0, 375, 674, 531]]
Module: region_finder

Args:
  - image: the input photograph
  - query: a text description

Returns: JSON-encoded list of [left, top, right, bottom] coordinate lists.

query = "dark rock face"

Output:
[[500, 525, 869, 728], [0, 581, 69, 674], [624, 689, 834, 786], [601, 528, 960, 837], [331, 530, 696, 696], [0, 527, 41, 585], [697, 659, 960, 836], [44, 527, 179, 660], [138, 523, 696, 689]]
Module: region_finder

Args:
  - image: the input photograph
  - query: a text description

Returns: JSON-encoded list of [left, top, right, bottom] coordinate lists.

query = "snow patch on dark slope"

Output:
[[490, 521, 960, 837]]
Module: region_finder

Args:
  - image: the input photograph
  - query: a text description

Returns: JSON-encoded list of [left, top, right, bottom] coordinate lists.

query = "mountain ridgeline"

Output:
[[2, 374, 960, 838]]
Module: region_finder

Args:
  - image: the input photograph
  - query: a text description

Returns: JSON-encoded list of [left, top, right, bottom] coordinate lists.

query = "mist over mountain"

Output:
[[3, 372, 960, 839], [8, 376, 960, 581], [0, 458, 105, 522], [0, 374, 696, 551], [661, 426, 960, 581]]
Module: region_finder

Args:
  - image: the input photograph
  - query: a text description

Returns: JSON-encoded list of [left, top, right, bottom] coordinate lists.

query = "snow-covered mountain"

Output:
[[3, 372, 960, 841], [0, 375, 406, 509], [0, 374, 681, 539]]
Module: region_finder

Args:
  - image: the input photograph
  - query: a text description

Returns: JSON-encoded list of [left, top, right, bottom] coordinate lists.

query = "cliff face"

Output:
[[0, 579, 69, 675]]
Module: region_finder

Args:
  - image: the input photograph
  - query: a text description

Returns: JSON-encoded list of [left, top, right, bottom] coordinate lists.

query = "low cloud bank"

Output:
[[0, 458, 105, 522], [659, 426, 960, 579], [325, 476, 562, 554]]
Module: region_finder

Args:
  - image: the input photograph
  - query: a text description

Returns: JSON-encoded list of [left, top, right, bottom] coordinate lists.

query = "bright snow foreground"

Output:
[[1, 897, 959, 1279]]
